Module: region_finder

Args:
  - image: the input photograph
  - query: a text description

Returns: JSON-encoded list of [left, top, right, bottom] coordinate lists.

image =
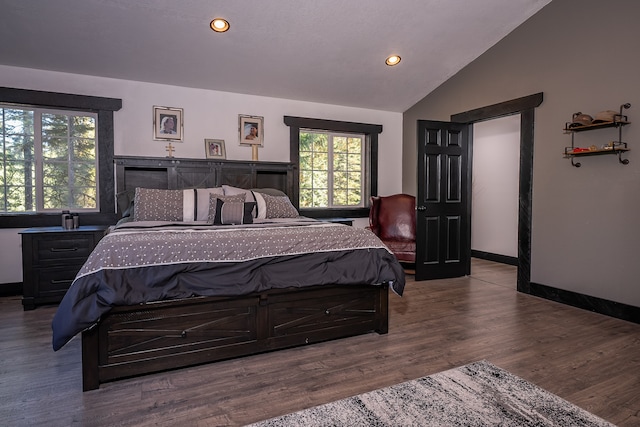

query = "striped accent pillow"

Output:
[[214, 199, 255, 225], [207, 194, 247, 223]]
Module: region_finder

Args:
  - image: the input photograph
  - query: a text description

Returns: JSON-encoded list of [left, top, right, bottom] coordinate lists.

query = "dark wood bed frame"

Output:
[[80, 156, 390, 391]]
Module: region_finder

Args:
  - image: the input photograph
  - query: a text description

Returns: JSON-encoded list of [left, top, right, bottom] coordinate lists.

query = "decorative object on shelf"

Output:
[[165, 142, 175, 158], [568, 112, 593, 128], [205, 139, 226, 159], [592, 110, 619, 123], [563, 103, 630, 167], [153, 106, 183, 141], [239, 114, 263, 146]]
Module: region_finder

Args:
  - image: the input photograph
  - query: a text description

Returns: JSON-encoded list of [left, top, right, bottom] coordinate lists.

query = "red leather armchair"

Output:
[[368, 194, 416, 263]]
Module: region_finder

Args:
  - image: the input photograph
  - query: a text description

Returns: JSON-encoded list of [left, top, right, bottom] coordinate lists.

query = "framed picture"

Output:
[[205, 139, 226, 159], [239, 115, 263, 146], [153, 106, 183, 141]]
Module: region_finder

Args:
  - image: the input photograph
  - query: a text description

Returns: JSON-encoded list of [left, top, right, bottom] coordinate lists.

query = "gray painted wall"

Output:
[[403, 0, 640, 307]]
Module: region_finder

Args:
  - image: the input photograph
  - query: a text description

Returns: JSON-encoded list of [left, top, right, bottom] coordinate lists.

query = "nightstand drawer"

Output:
[[31, 265, 84, 297], [34, 234, 96, 264]]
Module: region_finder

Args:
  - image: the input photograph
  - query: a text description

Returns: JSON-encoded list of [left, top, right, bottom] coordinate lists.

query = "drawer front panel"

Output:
[[102, 298, 259, 366], [33, 265, 83, 296], [34, 234, 95, 264], [269, 287, 378, 338]]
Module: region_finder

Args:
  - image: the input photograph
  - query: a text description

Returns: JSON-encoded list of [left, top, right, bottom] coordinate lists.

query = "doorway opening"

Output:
[[451, 92, 543, 293], [471, 114, 520, 266]]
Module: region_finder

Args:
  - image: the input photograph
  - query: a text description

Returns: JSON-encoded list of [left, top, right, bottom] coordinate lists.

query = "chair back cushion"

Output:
[[369, 194, 416, 242]]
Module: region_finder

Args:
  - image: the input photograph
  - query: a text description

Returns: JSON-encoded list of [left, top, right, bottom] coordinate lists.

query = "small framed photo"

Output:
[[239, 115, 263, 146], [153, 106, 183, 141], [205, 139, 226, 159]]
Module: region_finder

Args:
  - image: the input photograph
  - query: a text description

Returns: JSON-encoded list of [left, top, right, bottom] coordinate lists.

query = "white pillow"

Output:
[[207, 193, 246, 223], [252, 191, 267, 219]]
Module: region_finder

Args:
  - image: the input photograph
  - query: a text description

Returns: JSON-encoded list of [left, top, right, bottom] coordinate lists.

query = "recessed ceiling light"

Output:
[[210, 18, 230, 33], [385, 55, 401, 66]]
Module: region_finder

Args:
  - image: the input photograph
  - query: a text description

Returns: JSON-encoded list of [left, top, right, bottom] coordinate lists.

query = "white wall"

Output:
[[0, 65, 403, 284], [0, 229, 22, 283], [471, 115, 520, 258]]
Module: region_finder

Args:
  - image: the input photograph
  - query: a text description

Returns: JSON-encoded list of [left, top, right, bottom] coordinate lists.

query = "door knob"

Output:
[[417, 206, 427, 211]]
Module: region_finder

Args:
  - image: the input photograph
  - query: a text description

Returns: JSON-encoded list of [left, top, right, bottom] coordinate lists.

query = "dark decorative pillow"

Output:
[[133, 188, 184, 221], [214, 199, 255, 225], [116, 189, 136, 218], [260, 193, 299, 218], [207, 193, 246, 223]]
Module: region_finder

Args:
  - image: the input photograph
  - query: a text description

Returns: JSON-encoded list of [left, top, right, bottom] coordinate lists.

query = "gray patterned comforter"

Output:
[[52, 219, 405, 350]]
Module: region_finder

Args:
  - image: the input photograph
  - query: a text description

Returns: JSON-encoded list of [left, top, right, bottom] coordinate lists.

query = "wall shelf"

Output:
[[563, 103, 631, 167]]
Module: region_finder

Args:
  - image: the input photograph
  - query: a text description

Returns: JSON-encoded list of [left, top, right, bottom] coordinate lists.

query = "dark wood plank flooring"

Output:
[[1, 259, 638, 426]]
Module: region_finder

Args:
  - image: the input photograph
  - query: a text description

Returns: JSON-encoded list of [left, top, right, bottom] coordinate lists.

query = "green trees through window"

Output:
[[285, 115, 380, 218], [1, 106, 98, 213], [1, 108, 34, 212], [299, 130, 364, 208]]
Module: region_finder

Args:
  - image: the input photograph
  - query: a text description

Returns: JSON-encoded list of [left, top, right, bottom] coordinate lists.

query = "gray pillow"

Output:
[[260, 193, 299, 218], [207, 193, 246, 223], [250, 187, 287, 197], [223, 185, 260, 216], [133, 188, 184, 221]]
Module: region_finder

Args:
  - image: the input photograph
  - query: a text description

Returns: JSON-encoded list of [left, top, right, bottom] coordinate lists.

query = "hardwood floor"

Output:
[[1, 259, 638, 426]]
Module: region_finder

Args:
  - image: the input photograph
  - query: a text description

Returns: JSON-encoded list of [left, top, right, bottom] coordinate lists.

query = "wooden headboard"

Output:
[[114, 156, 296, 215]]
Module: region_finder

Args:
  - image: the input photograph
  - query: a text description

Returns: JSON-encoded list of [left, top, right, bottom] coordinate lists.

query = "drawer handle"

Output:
[[50, 279, 73, 285], [50, 247, 79, 253]]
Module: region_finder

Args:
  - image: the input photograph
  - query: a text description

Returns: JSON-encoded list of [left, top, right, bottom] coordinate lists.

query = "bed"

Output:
[[51, 157, 405, 391]]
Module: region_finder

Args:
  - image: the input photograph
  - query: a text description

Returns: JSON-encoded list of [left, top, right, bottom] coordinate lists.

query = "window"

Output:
[[1, 106, 98, 213], [284, 116, 382, 218], [299, 130, 364, 208], [0, 87, 121, 228]]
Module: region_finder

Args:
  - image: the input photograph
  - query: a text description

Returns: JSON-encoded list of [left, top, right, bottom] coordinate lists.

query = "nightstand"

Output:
[[20, 225, 107, 310], [322, 218, 353, 226]]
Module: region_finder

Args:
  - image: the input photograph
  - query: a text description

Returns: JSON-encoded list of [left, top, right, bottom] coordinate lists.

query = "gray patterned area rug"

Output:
[[247, 360, 614, 426]]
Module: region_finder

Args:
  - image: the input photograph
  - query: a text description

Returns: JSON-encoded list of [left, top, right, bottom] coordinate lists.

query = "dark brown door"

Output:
[[415, 120, 471, 281]]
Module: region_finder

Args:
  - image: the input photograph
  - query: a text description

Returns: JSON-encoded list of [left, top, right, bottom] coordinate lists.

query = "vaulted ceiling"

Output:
[[0, 0, 552, 112]]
